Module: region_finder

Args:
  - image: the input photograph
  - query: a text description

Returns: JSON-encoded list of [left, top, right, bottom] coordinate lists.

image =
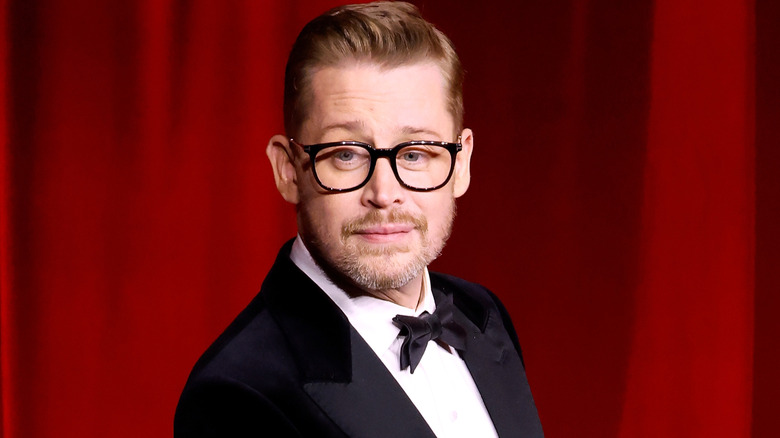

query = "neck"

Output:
[[367, 276, 424, 310], [327, 269, 424, 310]]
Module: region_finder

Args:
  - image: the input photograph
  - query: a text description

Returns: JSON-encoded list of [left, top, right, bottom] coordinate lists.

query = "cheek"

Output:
[[417, 193, 455, 232], [300, 193, 358, 236]]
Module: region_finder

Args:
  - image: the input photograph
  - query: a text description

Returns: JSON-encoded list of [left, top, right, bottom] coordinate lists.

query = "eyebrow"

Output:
[[399, 126, 443, 138], [320, 120, 367, 135], [320, 121, 443, 139]]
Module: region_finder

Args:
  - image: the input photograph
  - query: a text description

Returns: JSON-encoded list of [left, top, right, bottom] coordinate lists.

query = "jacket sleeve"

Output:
[[174, 378, 301, 438]]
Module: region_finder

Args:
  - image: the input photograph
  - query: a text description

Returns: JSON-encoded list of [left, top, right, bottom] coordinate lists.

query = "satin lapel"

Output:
[[262, 246, 352, 382], [432, 286, 544, 438], [264, 243, 435, 438], [304, 328, 436, 438]]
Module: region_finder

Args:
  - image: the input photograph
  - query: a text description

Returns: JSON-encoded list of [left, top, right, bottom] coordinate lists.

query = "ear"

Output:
[[453, 128, 473, 198], [266, 134, 300, 204]]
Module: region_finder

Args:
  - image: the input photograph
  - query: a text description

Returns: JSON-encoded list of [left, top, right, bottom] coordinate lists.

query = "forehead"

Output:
[[302, 62, 454, 141]]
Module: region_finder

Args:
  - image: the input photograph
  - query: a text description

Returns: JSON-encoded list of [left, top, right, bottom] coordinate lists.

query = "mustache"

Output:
[[341, 210, 428, 241]]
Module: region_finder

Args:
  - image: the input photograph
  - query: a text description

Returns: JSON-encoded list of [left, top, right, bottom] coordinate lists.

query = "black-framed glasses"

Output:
[[290, 138, 462, 192]]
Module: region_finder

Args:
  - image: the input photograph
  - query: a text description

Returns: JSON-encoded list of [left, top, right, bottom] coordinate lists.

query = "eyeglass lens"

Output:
[[313, 144, 453, 191]]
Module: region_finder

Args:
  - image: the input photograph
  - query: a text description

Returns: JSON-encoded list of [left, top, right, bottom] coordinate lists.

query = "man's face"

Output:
[[285, 62, 472, 295]]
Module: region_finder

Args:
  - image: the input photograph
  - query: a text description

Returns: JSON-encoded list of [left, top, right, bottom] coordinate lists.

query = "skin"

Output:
[[267, 61, 473, 309]]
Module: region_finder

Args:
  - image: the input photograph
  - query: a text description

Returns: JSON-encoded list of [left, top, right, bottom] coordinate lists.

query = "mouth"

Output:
[[341, 209, 428, 246], [351, 223, 416, 243]]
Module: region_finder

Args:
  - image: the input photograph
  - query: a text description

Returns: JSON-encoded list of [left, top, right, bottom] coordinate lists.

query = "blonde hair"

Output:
[[283, 1, 464, 138]]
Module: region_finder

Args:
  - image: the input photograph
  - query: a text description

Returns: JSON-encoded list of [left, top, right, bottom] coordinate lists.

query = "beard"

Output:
[[299, 202, 456, 292]]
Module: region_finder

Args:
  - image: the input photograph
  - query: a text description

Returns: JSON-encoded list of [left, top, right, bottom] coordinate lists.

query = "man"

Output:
[[175, 2, 543, 437]]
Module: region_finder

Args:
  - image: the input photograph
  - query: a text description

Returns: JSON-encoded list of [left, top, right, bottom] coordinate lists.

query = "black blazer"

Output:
[[175, 241, 543, 437]]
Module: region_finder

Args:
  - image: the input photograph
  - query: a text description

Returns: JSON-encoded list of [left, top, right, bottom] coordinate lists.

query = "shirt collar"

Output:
[[289, 235, 435, 356]]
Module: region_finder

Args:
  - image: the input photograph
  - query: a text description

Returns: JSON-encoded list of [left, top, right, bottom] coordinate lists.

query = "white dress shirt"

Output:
[[290, 236, 498, 438]]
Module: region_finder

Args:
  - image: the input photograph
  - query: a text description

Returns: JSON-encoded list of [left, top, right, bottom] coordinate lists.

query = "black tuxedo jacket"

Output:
[[175, 241, 543, 437]]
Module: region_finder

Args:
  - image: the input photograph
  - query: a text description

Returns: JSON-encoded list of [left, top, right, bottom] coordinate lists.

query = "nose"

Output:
[[360, 157, 405, 208]]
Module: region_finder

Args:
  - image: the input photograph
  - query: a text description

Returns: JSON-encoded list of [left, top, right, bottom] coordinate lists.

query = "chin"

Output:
[[345, 263, 423, 291], [336, 245, 431, 291]]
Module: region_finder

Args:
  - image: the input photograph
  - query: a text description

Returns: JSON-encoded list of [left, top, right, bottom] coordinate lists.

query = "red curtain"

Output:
[[619, 0, 754, 435], [2, 1, 777, 437]]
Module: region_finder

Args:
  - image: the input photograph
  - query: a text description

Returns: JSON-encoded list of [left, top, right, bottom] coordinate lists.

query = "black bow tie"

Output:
[[392, 294, 468, 374]]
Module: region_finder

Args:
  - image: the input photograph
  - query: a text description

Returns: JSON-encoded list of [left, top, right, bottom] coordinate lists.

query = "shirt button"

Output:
[[450, 410, 459, 422]]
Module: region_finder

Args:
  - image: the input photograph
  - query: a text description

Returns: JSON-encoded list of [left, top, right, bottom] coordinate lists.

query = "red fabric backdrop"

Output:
[[1, 0, 777, 437]]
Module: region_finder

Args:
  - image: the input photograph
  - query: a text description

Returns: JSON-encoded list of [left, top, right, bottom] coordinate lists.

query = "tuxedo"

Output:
[[174, 241, 543, 437]]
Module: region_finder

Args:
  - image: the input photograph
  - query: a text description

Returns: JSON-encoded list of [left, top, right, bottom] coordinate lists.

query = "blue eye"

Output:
[[336, 150, 355, 161], [318, 146, 370, 171], [402, 151, 422, 162]]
